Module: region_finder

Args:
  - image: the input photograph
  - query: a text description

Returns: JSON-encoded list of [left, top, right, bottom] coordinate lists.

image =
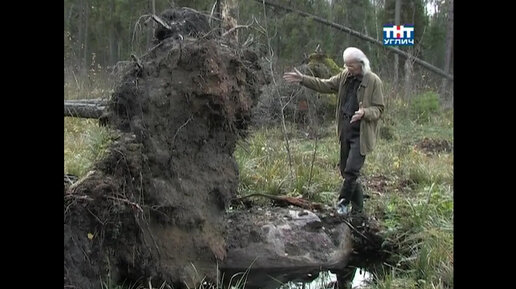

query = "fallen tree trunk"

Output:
[[255, 0, 453, 81], [64, 99, 107, 119]]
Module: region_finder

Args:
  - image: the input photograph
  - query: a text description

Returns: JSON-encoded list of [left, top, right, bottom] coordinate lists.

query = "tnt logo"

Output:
[[383, 25, 414, 46]]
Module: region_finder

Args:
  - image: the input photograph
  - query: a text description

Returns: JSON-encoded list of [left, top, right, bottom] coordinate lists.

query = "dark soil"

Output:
[[64, 8, 266, 289], [364, 175, 390, 195], [415, 137, 452, 155]]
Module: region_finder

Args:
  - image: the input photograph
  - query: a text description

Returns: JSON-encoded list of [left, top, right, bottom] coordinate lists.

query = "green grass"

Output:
[[234, 92, 453, 289], [65, 65, 115, 100], [64, 117, 112, 177], [100, 279, 144, 289], [64, 67, 115, 177], [235, 125, 342, 203], [99, 267, 251, 289]]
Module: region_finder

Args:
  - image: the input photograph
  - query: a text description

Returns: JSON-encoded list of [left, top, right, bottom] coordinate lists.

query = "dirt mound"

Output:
[[64, 9, 266, 289], [364, 175, 390, 195], [414, 137, 452, 155]]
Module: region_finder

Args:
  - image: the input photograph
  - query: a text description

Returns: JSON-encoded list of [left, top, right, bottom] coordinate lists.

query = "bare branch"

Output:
[[132, 14, 152, 50], [222, 24, 252, 37], [209, 1, 217, 27], [151, 14, 172, 30], [106, 195, 144, 214], [131, 53, 143, 71]]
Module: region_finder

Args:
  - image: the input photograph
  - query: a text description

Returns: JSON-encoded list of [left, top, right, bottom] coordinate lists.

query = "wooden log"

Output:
[[64, 99, 107, 119]]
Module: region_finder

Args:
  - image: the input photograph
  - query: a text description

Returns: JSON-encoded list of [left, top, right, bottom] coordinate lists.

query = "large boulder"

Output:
[[221, 207, 353, 289]]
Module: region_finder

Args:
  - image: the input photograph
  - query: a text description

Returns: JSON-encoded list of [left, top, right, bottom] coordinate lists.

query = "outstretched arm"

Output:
[[282, 67, 303, 83], [283, 67, 341, 93]]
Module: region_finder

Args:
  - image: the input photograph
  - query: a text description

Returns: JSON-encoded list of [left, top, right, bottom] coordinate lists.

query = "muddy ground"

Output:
[[64, 8, 266, 289]]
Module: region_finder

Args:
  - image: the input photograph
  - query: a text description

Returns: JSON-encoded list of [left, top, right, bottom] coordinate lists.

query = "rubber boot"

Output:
[[337, 180, 353, 215], [338, 180, 353, 203], [350, 182, 364, 213]]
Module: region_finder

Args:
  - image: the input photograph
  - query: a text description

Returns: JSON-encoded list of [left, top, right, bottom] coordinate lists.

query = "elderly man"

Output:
[[283, 47, 385, 214]]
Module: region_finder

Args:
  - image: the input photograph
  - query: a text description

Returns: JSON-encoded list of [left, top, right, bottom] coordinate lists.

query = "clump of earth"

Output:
[[415, 137, 452, 155], [64, 7, 266, 289]]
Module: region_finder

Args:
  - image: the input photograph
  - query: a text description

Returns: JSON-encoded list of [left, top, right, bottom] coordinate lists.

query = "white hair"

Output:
[[343, 47, 371, 75]]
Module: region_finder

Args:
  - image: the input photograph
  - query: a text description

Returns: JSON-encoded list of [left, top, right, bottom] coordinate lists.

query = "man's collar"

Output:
[[347, 73, 363, 81]]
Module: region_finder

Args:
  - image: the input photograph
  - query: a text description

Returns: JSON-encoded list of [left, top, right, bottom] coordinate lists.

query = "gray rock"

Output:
[[222, 207, 352, 288]]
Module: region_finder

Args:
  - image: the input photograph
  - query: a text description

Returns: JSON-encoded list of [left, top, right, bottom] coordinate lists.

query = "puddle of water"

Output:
[[351, 269, 372, 288], [278, 271, 335, 289], [276, 269, 372, 289]]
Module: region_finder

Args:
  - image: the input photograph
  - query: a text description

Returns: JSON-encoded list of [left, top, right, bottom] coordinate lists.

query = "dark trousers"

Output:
[[338, 119, 365, 208], [339, 122, 365, 181]]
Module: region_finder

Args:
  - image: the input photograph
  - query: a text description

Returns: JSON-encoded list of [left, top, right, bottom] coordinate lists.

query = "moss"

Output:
[[307, 53, 342, 76]]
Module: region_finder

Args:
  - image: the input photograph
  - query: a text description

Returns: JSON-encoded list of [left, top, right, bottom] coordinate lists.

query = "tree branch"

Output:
[[151, 14, 172, 30]]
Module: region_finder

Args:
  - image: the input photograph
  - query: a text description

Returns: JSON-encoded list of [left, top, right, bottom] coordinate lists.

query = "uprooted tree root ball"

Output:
[[64, 8, 266, 289]]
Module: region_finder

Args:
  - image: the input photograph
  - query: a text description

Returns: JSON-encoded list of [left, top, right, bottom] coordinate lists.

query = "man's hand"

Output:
[[350, 102, 365, 123], [283, 67, 303, 83]]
